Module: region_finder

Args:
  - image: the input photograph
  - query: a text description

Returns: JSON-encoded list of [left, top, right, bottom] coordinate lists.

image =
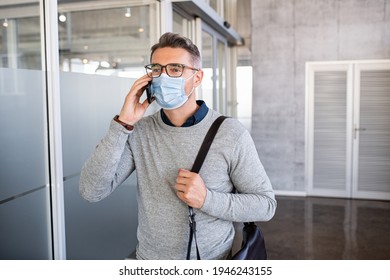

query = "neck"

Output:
[[163, 99, 199, 127]]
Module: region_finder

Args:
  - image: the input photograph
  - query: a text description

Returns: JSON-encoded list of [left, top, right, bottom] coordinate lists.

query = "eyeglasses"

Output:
[[145, 63, 199, 78]]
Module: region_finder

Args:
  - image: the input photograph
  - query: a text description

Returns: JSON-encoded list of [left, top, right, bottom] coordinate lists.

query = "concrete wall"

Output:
[[250, 0, 390, 193]]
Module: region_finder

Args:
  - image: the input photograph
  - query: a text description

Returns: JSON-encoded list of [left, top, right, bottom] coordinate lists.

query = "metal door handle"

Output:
[[354, 127, 366, 139]]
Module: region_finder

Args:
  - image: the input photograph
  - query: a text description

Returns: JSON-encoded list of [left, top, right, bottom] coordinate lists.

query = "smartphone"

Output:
[[146, 81, 154, 104]]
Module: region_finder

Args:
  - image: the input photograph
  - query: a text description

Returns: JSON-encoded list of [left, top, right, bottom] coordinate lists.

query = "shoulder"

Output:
[[205, 111, 253, 147], [215, 114, 250, 140]]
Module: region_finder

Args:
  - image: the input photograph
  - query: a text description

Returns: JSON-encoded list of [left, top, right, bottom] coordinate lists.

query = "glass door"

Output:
[[0, 0, 53, 259], [201, 24, 228, 114], [57, 1, 159, 259]]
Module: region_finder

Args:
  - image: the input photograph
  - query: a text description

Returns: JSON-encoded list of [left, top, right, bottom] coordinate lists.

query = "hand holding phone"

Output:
[[117, 76, 153, 127], [146, 81, 154, 104]]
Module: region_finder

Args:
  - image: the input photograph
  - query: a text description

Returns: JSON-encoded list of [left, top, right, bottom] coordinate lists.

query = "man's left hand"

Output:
[[174, 169, 207, 209]]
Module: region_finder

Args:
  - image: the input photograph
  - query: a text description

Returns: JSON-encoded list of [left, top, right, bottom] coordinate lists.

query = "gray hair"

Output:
[[150, 32, 201, 68]]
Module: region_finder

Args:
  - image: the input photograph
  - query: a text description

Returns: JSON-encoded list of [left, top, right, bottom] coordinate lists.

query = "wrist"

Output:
[[113, 115, 134, 131]]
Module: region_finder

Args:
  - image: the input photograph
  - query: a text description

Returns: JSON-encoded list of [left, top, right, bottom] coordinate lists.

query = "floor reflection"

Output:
[[235, 196, 390, 260]]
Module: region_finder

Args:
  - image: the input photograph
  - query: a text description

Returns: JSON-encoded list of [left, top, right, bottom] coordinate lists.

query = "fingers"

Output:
[[118, 75, 152, 124], [129, 74, 152, 99], [133, 75, 152, 97], [175, 169, 206, 209], [176, 169, 191, 184], [175, 169, 195, 192]]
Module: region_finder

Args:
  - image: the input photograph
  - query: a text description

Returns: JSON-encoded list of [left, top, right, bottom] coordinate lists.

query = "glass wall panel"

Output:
[[0, 188, 51, 259], [201, 30, 214, 109], [61, 72, 140, 259], [0, 1, 52, 259], [217, 39, 226, 113], [173, 10, 193, 38], [209, 0, 218, 13], [58, 4, 152, 77], [236, 66, 253, 131], [201, 28, 228, 113], [58, 2, 157, 259]]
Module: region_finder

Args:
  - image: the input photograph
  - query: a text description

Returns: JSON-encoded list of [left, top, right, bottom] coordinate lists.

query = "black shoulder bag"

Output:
[[186, 116, 267, 260]]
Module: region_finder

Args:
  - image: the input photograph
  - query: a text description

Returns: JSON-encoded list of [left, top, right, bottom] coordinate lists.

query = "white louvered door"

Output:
[[306, 60, 390, 200], [352, 63, 390, 200]]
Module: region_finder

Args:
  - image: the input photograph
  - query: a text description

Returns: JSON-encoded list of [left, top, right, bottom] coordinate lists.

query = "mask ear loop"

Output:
[[184, 70, 199, 97], [186, 86, 196, 99]]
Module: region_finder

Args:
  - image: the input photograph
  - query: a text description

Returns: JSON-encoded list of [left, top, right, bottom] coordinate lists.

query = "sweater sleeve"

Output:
[[201, 129, 276, 222], [79, 120, 135, 202]]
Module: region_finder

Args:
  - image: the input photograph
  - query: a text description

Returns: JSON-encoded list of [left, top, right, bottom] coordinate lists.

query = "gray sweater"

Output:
[[79, 109, 276, 260]]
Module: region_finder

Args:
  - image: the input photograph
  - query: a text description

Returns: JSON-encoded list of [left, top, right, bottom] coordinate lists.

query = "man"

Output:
[[80, 32, 276, 260]]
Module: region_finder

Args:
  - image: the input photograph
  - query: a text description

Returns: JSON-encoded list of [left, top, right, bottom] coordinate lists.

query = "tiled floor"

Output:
[[232, 196, 390, 260]]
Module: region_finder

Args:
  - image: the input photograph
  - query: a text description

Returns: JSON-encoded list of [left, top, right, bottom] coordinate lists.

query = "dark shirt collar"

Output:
[[160, 100, 208, 127]]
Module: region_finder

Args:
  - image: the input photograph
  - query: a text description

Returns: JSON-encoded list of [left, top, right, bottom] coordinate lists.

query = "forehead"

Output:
[[151, 47, 192, 65]]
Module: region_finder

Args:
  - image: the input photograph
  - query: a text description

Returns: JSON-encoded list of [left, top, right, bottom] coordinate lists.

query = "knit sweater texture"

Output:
[[79, 108, 276, 260]]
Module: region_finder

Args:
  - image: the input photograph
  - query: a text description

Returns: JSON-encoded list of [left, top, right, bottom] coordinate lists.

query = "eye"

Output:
[[151, 65, 161, 74], [168, 64, 183, 74]]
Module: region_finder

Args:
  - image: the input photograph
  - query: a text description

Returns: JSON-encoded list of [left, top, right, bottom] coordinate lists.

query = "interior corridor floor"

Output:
[[233, 196, 390, 260]]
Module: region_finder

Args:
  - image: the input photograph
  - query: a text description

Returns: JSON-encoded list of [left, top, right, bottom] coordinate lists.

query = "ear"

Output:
[[193, 69, 204, 87]]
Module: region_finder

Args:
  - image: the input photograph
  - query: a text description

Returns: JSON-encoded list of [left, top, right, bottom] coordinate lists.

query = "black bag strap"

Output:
[[190, 116, 229, 173], [187, 115, 228, 260]]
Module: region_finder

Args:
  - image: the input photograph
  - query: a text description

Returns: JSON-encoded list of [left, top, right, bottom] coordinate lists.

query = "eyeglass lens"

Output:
[[147, 64, 184, 78]]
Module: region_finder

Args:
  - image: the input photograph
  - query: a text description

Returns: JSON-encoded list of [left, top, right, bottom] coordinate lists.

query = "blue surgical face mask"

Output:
[[151, 73, 194, 110]]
